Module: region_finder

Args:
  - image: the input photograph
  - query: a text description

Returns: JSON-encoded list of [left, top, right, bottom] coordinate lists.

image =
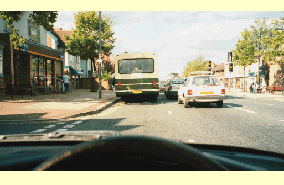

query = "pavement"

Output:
[[225, 87, 284, 101], [0, 89, 120, 122]]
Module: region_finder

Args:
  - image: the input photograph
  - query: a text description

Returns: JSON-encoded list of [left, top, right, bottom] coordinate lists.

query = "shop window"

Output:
[[47, 60, 52, 86], [28, 19, 40, 43], [32, 56, 38, 84], [39, 58, 45, 86], [0, 45, 3, 77]]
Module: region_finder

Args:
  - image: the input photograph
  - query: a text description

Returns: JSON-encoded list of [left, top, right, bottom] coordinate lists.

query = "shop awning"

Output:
[[71, 69, 83, 76]]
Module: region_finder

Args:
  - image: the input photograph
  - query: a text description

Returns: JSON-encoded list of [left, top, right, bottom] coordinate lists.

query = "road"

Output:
[[0, 93, 283, 154]]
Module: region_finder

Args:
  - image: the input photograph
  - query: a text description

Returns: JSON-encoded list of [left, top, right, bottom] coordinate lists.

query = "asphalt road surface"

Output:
[[0, 93, 283, 154]]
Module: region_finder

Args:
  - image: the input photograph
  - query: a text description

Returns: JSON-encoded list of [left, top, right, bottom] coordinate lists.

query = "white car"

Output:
[[178, 75, 225, 108]]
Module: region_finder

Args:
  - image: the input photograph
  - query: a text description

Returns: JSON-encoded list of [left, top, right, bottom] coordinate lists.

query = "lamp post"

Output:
[[99, 11, 102, 99]]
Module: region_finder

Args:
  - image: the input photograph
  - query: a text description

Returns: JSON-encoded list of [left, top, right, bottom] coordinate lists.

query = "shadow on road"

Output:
[[0, 113, 49, 122], [74, 118, 142, 133]]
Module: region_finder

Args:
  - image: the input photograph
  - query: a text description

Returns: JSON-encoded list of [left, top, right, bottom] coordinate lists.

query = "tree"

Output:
[[232, 28, 256, 91], [64, 11, 116, 72], [249, 17, 284, 64], [0, 11, 58, 49], [265, 17, 284, 63], [182, 55, 208, 77]]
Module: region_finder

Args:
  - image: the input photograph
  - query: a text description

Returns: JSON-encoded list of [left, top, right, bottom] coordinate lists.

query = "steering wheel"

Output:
[[34, 135, 228, 171]]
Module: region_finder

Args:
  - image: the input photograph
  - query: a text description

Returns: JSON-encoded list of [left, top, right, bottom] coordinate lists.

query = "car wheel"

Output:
[[178, 95, 182, 104], [216, 101, 223, 108], [184, 100, 189, 108]]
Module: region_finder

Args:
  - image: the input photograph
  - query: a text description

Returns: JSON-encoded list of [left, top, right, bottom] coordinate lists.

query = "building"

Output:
[[52, 27, 83, 88], [0, 11, 64, 94]]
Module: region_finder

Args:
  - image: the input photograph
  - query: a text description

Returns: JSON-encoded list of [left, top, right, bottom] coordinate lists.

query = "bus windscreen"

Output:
[[118, 59, 154, 74]]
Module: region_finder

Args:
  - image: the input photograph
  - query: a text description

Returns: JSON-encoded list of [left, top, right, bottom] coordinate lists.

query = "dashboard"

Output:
[[0, 140, 283, 171]]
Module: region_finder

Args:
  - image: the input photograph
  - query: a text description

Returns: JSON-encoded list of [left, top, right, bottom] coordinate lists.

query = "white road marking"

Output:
[[188, 140, 194, 142], [56, 122, 66, 125], [54, 129, 68, 132], [63, 125, 75, 128], [227, 106, 256, 114], [31, 129, 47, 133], [168, 111, 172, 114], [44, 125, 56, 129], [280, 120, 284, 122], [269, 104, 273, 105], [73, 120, 82, 124]]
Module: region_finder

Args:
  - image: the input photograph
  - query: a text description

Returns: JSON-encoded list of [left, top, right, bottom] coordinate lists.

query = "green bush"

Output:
[[102, 70, 111, 82]]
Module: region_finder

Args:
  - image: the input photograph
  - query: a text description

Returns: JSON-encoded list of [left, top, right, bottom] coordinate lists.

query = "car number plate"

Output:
[[200, 92, 214, 94], [132, 91, 142, 94]]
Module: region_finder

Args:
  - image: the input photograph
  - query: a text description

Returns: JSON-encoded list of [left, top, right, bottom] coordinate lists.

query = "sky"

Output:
[[53, 11, 284, 81]]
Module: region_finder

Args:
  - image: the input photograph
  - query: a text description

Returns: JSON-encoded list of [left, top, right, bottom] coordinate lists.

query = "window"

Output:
[[28, 19, 40, 42], [192, 76, 221, 86], [118, 58, 154, 74], [3, 20, 12, 33], [171, 78, 185, 84]]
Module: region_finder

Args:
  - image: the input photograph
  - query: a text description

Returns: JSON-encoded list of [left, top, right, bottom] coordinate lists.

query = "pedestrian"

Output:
[[111, 77, 115, 91], [253, 81, 257, 94], [63, 73, 70, 94]]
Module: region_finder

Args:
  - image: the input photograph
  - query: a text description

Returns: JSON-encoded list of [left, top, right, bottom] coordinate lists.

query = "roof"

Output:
[[52, 29, 72, 43], [214, 63, 224, 72]]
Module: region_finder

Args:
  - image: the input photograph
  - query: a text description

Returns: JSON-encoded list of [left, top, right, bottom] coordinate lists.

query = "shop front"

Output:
[[0, 34, 64, 95]]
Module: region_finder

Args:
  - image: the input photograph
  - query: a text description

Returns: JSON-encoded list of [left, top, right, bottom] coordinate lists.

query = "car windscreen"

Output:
[[192, 76, 221, 86], [171, 78, 185, 84], [118, 58, 154, 74]]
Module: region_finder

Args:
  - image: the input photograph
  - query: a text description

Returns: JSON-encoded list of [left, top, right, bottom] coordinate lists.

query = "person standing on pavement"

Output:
[[111, 77, 115, 91], [253, 81, 257, 94], [63, 73, 70, 94]]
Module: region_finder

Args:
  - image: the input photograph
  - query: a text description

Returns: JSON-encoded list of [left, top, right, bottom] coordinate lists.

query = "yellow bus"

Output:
[[115, 52, 159, 100]]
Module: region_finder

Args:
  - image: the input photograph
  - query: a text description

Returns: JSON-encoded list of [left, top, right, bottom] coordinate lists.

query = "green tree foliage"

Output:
[[0, 11, 58, 49], [233, 17, 284, 65], [182, 55, 208, 77], [64, 11, 116, 72], [265, 17, 284, 63], [232, 28, 256, 67]]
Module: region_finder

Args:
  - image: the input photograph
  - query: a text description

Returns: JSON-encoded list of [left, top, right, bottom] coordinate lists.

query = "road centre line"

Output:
[[226, 105, 255, 113]]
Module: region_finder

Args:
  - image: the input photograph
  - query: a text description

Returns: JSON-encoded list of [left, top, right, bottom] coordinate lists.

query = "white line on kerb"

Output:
[[168, 111, 172, 114], [31, 129, 47, 133]]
